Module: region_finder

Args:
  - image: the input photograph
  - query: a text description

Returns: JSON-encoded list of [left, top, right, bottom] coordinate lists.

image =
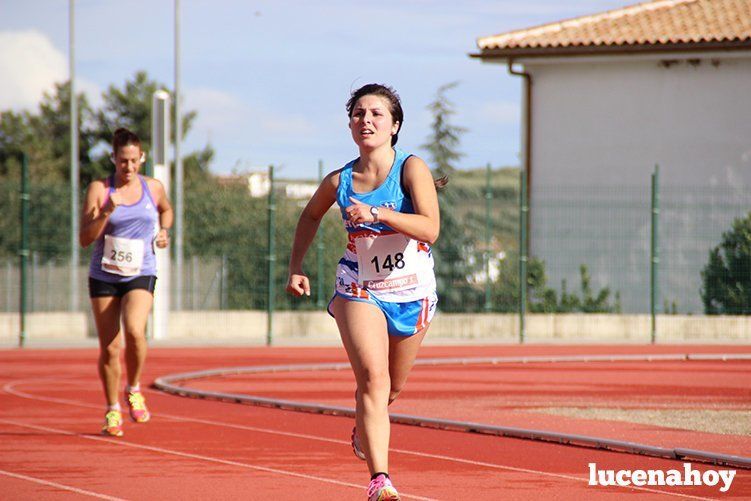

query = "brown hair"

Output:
[[111, 127, 141, 152], [434, 175, 449, 190]]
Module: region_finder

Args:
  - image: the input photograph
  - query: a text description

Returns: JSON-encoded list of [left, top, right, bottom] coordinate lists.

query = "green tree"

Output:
[[701, 213, 751, 314], [0, 72, 213, 261], [421, 82, 466, 178], [421, 83, 481, 311], [533, 265, 620, 313], [0, 82, 98, 259], [0, 81, 97, 182], [183, 144, 215, 184], [491, 254, 543, 312], [93, 71, 203, 186], [94, 71, 196, 147], [492, 258, 619, 313], [184, 181, 268, 308]]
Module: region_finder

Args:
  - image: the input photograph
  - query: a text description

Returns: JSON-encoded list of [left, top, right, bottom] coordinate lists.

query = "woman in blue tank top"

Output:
[[286, 84, 445, 501], [79, 128, 173, 438]]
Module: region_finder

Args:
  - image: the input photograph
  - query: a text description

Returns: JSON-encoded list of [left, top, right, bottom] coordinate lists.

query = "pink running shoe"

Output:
[[351, 426, 366, 460], [101, 410, 123, 437], [367, 474, 400, 501], [125, 390, 151, 423]]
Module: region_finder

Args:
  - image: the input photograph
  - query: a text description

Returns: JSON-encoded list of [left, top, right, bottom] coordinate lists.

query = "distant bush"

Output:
[[701, 212, 751, 314]]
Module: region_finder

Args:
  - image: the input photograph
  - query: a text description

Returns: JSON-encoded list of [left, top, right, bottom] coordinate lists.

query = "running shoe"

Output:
[[102, 410, 123, 437], [367, 474, 400, 501], [125, 390, 151, 423], [351, 426, 366, 460]]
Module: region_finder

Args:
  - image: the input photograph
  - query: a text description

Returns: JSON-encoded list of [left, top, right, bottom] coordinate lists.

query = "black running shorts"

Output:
[[88, 275, 157, 298]]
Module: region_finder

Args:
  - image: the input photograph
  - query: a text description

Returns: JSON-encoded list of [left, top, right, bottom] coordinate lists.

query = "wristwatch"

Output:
[[370, 206, 380, 222]]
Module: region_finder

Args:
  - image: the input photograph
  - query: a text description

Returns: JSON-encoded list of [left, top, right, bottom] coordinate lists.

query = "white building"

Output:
[[474, 0, 751, 313], [247, 171, 272, 198], [219, 171, 318, 199]]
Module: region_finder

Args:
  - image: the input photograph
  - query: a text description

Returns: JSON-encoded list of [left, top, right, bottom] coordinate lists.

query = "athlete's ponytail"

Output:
[[434, 175, 448, 191]]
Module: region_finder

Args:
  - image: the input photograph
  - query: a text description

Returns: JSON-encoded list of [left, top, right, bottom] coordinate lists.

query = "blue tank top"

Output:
[[336, 148, 415, 233], [89, 175, 159, 282], [335, 148, 436, 301]]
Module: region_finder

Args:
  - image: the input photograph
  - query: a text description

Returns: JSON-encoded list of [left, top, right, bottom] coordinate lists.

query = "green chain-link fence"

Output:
[[2, 159, 750, 344]]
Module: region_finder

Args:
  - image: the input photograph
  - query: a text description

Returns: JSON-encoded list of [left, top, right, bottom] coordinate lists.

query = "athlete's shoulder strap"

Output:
[[398, 151, 414, 198]]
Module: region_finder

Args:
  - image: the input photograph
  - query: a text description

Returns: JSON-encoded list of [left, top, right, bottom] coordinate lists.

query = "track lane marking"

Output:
[[0, 418, 435, 501], [0, 468, 126, 500], [2, 379, 721, 500]]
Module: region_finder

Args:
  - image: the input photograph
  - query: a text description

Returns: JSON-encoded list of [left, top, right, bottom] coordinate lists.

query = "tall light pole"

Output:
[[152, 90, 171, 340], [174, 0, 184, 310], [69, 0, 79, 312]]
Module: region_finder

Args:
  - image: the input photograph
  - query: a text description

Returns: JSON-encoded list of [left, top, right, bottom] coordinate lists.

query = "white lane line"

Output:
[[148, 411, 722, 500], [1, 379, 720, 500], [0, 418, 434, 501], [0, 468, 126, 500]]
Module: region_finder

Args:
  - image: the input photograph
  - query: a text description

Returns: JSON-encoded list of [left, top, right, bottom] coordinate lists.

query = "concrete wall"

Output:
[[0, 312, 88, 343], [3, 311, 748, 345], [523, 53, 751, 314]]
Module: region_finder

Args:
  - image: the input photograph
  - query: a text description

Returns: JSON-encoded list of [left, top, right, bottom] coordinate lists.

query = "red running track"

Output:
[[1, 344, 749, 500]]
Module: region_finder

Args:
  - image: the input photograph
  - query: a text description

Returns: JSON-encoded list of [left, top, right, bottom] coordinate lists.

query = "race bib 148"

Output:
[[355, 233, 422, 292]]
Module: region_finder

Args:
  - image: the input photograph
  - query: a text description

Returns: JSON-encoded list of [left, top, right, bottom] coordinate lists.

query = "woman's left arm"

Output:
[[148, 178, 174, 248], [346, 156, 440, 244]]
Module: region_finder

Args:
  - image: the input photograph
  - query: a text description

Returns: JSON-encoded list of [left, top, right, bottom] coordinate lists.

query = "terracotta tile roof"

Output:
[[476, 0, 751, 55]]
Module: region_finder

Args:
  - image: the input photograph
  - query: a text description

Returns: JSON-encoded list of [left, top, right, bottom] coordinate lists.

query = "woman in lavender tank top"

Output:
[[79, 128, 173, 437]]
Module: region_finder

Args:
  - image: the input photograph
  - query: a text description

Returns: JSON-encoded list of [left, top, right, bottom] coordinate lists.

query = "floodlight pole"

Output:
[[152, 91, 172, 340], [69, 0, 79, 312], [174, 0, 184, 310]]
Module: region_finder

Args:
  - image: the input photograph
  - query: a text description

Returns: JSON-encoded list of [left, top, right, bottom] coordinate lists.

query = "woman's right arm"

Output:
[[286, 171, 339, 296], [79, 181, 114, 248]]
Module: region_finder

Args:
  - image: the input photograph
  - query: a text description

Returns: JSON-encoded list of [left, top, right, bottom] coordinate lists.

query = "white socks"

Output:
[[107, 383, 140, 412]]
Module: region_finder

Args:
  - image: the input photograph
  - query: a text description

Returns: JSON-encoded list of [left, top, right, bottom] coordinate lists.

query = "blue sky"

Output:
[[1, 0, 628, 178]]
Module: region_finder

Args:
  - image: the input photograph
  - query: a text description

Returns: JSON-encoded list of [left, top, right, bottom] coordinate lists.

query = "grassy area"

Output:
[[447, 165, 519, 193], [442, 166, 521, 251]]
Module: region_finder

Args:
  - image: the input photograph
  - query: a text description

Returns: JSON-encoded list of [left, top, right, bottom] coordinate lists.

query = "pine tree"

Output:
[[421, 83, 482, 310], [421, 82, 466, 177], [701, 213, 751, 314]]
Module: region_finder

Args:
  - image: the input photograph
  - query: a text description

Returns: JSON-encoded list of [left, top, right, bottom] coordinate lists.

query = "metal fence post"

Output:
[[5, 261, 11, 313], [484, 163, 492, 312], [31, 251, 38, 313], [46, 259, 52, 311], [650, 164, 660, 344], [519, 167, 528, 343], [316, 160, 325, 308], [191, 255, 198, 310], [19, 153, 30, 348], [220, 254, 227, 310], [266, 165, 276, 346]]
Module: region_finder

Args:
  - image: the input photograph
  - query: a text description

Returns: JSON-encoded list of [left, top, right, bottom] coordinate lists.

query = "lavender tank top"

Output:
[[89, 175, 159, 282]]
